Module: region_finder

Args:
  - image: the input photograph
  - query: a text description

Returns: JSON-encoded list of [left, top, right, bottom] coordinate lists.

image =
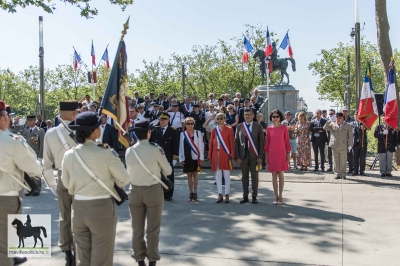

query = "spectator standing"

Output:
[[264, 109, 291, 205], [179, 117, 204, 202], [374, 122, 397, 177], [310, 109, 328, 171], [296, 111, 311, 171], [282, 111, 297, 169], [226, 104, 239, 134], [133, 91, 144, 104], [168, 104, 185, 131], [351, 111, 368, 176], [342, 107, 355, 174], [326, 109, 336, 171]]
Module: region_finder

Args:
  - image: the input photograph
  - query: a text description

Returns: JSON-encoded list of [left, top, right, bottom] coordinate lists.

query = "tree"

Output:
[[0, 0, 134, 19]]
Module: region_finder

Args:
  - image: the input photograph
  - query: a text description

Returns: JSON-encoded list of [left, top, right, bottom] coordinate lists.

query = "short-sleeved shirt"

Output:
[[282, 118, 296, 140]]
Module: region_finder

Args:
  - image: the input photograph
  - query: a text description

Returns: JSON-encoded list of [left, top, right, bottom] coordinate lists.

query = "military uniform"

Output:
[[324, 119, 353, 178], [22, 117, 45, 195], [188, 110, 205, 133], [0, 100, 42, 266], [126, 121, 172, 264], [351, 121, 368, 175], [374, 124, 397, 176], [42, 101, 78, 264], [150, 113, 179, 200], [168, 108, 185, 130], [62, 112, 130, 266]]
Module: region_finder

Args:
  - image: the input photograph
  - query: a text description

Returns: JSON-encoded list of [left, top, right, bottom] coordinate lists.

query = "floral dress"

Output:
[[296, 121, 311, 167]]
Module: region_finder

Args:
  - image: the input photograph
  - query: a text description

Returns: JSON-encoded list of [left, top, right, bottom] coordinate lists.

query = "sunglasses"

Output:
[[186, 123, 194, 125], [216, 118, 225, 120], [272, 116, 280, 118]]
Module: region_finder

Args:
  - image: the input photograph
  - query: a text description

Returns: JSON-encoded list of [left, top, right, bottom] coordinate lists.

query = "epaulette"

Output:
[[154, 126, 161, 128], [170, 127, 177, 130], [149, 142, 165, 155], [97, 143, 119, 157], [9, 133, 28, 148]]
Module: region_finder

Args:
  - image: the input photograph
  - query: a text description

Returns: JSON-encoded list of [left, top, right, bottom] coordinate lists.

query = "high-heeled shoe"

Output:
[[192, 193, 198, 202], [188, 193, 193, 202], [224, 194, 230, 203], [273, 195, 279, 205], [277, 195, 283, 205], [216, 194, 223, 203]]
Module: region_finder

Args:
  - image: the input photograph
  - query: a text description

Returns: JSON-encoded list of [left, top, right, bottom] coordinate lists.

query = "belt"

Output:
[[74, 195, 110, 200], [0, 191, 19, 196]]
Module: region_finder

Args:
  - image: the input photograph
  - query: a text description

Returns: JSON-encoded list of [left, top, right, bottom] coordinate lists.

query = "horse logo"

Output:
[[11, 215, 47, 248]]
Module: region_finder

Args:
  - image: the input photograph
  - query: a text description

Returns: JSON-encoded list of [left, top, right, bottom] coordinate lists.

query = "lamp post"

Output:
[[39, 16, 45, 119], [354, 0, 361, 111]]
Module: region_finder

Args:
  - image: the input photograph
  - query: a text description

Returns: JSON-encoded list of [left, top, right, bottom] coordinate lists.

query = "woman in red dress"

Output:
[[208, 112, 235, 203], [263, 109, 291, 205]]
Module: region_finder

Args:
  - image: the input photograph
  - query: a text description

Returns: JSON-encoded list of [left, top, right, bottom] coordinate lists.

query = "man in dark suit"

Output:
[[133, 91, 144, 104], [253, 88, 264, 104], [99, 114, 118, 149], [181, 97, 193, 117], [310, 109, 328, 171], [37, 114, 46, 129], [235, 109, 265, 204], [238, 99, 257, 123], [351, 111, 368, 176], [374, 121, 397, 177], [150, 113, 179, 201]]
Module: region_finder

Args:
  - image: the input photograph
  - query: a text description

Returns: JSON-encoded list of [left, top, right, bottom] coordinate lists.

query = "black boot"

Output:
[[138, 260, 147, 266], [149, 261, 157, 266], [65, 250, 75, 266]]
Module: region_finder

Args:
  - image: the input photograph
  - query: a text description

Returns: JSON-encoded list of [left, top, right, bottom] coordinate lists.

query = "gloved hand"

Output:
[[348, 146, 352, 153], [172, 160, 177, 166], [50, 185, 58, 197], [383, 129, 388, 135]]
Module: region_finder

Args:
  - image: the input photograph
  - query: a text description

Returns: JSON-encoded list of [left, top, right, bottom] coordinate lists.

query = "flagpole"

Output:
[[355, 0, 361, 111], [266, 58, 270, 116], [72, 46, 90, 72], [92, 40, 95, 100]]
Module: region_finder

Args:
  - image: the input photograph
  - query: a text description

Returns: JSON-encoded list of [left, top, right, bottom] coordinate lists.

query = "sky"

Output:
[[0, 0, 399, 112]]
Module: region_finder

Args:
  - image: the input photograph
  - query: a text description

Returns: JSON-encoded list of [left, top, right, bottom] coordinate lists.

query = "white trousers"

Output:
[[215, 168, 230, 195]]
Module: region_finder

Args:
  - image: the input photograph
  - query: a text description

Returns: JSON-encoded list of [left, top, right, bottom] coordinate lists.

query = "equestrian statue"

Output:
[[253, 42, 296, 85]]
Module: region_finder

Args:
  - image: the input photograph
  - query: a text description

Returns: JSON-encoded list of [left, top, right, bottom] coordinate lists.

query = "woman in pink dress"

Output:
[[264, 109, 291, 205]]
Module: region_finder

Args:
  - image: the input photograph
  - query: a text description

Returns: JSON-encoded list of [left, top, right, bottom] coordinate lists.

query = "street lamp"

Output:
[[39, 16, 45, 119]]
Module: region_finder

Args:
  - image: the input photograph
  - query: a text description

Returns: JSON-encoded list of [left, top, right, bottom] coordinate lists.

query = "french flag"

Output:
[[101, 47, 110, 69], [264, 27, 272, 56], [383, 62, 398, 129], [243, 36, 253, 64], [279, 32, 293, 58], [73, 49, 82, 71], [357, 62, 378, 129], [91, 40, 96, 66]]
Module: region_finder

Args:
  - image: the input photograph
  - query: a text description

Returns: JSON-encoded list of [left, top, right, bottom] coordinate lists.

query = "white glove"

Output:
[[148, 106, 154, 112], [172, 160, 177, 166], [330, 116, 336, 122], [50, 185, 58, 197], [383, 129, 388, 135], [348, 146, 352, 152]]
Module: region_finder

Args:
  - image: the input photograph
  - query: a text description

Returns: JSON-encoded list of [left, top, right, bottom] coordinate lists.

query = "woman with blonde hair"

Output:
[[179, 117, 204, 202], [296, 111, 311, 171]]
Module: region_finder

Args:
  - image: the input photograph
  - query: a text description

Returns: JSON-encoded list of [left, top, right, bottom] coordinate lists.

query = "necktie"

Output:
[[102, 125, 104, 128], [30, 128, 32, 133], [162, 127, 165, 136]]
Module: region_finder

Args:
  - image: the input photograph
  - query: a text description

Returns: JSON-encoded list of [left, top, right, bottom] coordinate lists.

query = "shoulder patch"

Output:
[[97, 143, 119, 157]]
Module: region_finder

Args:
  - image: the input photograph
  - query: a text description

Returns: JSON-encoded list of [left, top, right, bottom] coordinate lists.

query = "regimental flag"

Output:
[[279, 31, 293, 58], [91, 40, 96, 66], [264, 27, 273, 56], [383, 61, 398, 129], [100, 19, 131, 148], [101, 47, 110, 69], [87, 71, 97, 84], [73, 49, 82, 71], [243, 36, 253, 64], [357, 62, 378, 129]]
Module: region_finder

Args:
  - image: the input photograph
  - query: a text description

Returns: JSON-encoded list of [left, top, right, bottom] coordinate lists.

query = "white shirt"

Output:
[[137, 112, 148, 121], [205, 111, 217, 120], [168, 111, 185, 128]]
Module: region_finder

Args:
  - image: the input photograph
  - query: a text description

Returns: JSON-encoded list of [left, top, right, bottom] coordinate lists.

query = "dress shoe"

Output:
[[326, 167, 333, 172], [334, 176, 341, 179], [14, 257, 27, 264], [313, 168, 319, 172], [360, 172, 366, 176], [320, 168, 325, 172], [64, 250, 74, 266], [251, 196, 258, 204], [24, 193, 32, 196], [386, 173, 393, 177], [341, 176, 347, 180], [347, 171, 352, 174], [215, 194, 223, 203], [165, 197, 172, 201], [352, 172, 359, 176], [380, 174, 386, 177], [240, 197, 249, 204], [149, 262, 156, 266], [138, 260, 146, 266]]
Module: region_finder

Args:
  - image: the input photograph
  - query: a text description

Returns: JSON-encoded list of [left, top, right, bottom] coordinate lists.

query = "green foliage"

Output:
[[0, 0, 134, 19]]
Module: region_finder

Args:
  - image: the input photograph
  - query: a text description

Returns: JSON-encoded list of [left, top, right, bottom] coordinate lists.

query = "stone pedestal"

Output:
[[256, 84, 300, 119]]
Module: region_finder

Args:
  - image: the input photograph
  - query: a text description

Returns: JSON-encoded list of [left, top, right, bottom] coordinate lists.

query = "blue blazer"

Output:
[[102, 123, 118, 149]]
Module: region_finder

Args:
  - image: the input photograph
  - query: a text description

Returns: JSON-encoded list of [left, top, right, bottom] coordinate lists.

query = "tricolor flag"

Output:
[[264, 27, 273, 56], [279, 32, 293, 58], [357, 62, 378, 129], [91, 40, 96, 66], [73, 49, 82, 71], [101, 47, 110, 69], [383, 61, 398, 129], [243, 36, 253, 64]]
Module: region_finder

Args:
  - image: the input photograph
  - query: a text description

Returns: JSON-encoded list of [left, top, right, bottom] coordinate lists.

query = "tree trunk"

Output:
[[375, 0, 400, 164]]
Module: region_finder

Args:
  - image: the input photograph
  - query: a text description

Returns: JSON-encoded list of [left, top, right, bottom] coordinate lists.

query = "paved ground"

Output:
[[19, 164, 400, 266]]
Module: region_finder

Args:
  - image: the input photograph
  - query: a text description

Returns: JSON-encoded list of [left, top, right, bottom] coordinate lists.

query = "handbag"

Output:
[[131, 148, 174, 193], [72, 148, 128, 206]]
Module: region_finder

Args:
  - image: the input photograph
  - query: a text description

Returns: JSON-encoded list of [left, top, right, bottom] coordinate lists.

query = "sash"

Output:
[[184, 104, 191, 113], [242, 123, 258, 157], [215, 127, 233, 170], [183, 131, 202, 172]]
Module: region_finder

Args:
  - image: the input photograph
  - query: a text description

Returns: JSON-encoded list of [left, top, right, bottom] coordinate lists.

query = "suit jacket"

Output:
[[134, 97, 144, 104], [102, 123, 118, 149], [238, 107, 257, 123], [255, 95, 264, 104], [235, 122, 264, 160], [351, 121, 368, 148], [22, 126, 45, 158], [323, 121, 353, 151], [310, 118, 328, 143], [181, 103, 193, 117], [38, 121, 46, 130], [150, 126, 179, 164], [374, 125, 397, 153]]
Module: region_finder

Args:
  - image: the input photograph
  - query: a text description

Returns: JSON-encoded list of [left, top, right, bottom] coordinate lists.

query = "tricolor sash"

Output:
[[184, 104, 191, 113], [242, 123, 258, 157], [183, 131, 202, 172], [215, 126, 233, 170]]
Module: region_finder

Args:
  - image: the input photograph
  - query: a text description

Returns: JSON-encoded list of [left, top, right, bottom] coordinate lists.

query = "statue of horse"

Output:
[[253, 49, 296, 85], [11, 218, 47, 248]]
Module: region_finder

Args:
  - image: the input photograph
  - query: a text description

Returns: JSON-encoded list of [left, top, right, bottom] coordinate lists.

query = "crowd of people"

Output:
[[1, 87, 399, 266]]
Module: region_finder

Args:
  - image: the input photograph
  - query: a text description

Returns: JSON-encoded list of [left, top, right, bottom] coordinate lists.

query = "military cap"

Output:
[[27, 115, 36, 119], [342, 107, 348, 111], [244, 98, 250, 102], [172, 104, 179, 108], [69, 111, 101, 131], [154, 103, 159, 107], [60, 100, 78, 111], [158, 112, 170, 120], [5, 105, 14, 115], [336, 112, 344, 117], [0, 100, 6, 111], [150, 92, 154, 95], [137, 103, 145, 108], [193, 104, 200, 108], [130, 120, 151, 132]]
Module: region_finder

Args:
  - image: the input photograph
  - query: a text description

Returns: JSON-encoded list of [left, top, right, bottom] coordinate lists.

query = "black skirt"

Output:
[[183, 135, 199, 173]]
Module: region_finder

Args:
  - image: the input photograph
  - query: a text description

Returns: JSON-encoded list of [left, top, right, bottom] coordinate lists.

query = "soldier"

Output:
[[150, 113, 179, 201], [61, 111, 130, 266], [189, 104, 205, 133], [168, 104, 185, 131], [0, 100, 42, 266], [323, 112, 353, 179], [374, 121, 397, 177], [22, 115, 45, 196], [42, 101, 78, 266], [351, 111, 368, 176], [126, 120, 172, 266]]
